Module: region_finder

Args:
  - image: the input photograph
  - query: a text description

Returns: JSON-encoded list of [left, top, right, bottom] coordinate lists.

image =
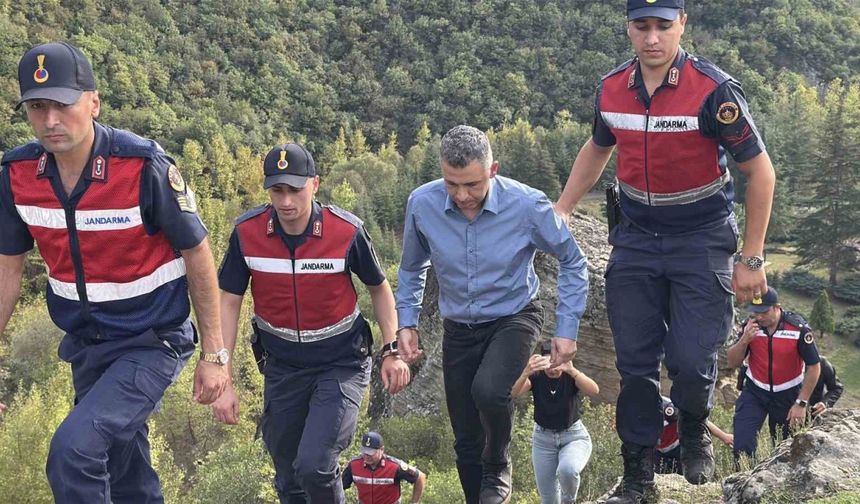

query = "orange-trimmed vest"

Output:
[[744, 311, 813, 393], [1, 125, 190, 338], [598, 51, 735, 233], [236, 204, 367, 365]]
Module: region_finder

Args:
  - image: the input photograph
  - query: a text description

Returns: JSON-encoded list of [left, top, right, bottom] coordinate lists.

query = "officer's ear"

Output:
[[88, 91, 100, 119], [311, 175, 320, 195], [678, 12, 688, 33]]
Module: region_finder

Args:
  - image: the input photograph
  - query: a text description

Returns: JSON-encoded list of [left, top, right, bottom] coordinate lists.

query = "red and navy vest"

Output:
[[2, 125, 189, 338], [598, 51, 735, 233], [347, 455, 415, 504], [236, 204, 363, 364], [744, 311, 811, 392]]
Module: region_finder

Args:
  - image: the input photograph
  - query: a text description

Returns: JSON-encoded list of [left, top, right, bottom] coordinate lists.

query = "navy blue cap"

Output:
[[17, 42, 96, 109], [627, 0, 685, 21], [746, 287, 779, 313], [360, 431, 383, 454], [263, 143, 316, 189]]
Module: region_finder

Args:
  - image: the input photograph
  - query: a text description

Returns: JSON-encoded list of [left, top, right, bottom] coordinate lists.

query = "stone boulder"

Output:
[[722, 409, 860, 503]]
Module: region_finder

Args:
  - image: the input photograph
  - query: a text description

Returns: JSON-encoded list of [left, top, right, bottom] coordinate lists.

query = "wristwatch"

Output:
[[735, 254, 765, 271], [380, 340, 399, 359], [200, 348, 230, 366], [795, 398, 809, 408]]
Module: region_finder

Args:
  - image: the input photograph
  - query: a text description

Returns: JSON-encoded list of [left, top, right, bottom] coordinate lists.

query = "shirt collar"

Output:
[[36, 121, 110, 183], [629, 48, 687, 90], [267, 201, 324, 239], [443, 178, 499, 216]]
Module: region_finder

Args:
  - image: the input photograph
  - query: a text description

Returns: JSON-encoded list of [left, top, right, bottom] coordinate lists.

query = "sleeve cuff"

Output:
[[555, 317, 581, 341], [397, 308, 419, 330]]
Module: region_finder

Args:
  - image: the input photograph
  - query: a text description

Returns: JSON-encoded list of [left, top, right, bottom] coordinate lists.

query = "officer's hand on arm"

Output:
[[211, 380, 240, 425], [812, 402, 827, 417], [550, 337, 577, 368], [396, 327, 423, 364], [381, 355, 411, 395]]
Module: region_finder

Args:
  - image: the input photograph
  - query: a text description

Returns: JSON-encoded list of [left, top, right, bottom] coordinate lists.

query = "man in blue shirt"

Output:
[[395, 125, 589, 504]]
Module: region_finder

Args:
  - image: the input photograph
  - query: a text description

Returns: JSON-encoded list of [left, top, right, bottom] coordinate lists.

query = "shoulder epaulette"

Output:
[[235, 204, 271, 225], [689, 55, 733, 86], [108, 127, 165, 159], [601, 58, 636, 81], [783, 310, 810, 330], [326, 204, 363, 228], [1, 141, 43, 164]]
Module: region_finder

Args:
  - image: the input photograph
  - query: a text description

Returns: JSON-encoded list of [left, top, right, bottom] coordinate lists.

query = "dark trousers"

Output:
[[733, 383, 799, 459], [261, 356, 370, 504], [47, 321, 194, 504], [606, 216, 736, 448], [442, 301, 543, 504]]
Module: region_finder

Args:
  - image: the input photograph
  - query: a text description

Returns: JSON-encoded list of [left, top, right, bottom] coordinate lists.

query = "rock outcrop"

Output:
[[722, 409, 860, 503], [369, 212, 738, 418]]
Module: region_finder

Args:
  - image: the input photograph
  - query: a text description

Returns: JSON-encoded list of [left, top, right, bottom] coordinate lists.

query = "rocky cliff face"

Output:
[[369, 212, 738, 418], [722, 409, 860, 503]]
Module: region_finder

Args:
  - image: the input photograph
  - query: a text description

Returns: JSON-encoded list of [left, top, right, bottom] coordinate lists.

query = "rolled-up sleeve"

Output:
[[395, 193, 432, 329], [530, 196, 589, 340]]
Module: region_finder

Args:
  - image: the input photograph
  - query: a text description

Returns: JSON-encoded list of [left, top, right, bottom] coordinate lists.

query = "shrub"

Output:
[[780, 269, 828, 297], [832, 274, 860, 304]]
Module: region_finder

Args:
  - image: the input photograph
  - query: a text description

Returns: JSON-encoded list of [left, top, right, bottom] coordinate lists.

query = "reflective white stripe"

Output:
[[352, 476, 396, 485], [15, 205, 143, 231], [246, 257, 293, 273], [48, 258, 186, 302], [773, 330, 800, 340], [245, 257, 346, 274], [617, 171, 731, 206], [657, 439, 679, 453], [254, 305, 361, 343], [601, 112, 699, 133], [745, 368, 805, 393]]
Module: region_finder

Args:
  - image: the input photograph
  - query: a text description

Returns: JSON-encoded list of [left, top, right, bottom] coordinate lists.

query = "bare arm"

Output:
[[733, 152, 776, 302], [727, 322, 756, 369], [706, 420, 734, 446], [555, 140, 615, 216], [370, 280, 412, 394], [568, 365, 600, 397], [219, 291, 244, 378], [410, 471, 426, 503], [181, 238, 228, 404], [513, 354, 551, 396], [798, 363, 821, 403], [0, 253, 25, 335]]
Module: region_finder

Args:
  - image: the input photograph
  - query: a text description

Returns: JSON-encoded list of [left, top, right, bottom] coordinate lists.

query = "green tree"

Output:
[[809, 289, 836, 338], [794, 81, 860, 285]]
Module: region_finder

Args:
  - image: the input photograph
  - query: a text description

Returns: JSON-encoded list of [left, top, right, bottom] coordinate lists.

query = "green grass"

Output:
[[807, 492, 860, 503]]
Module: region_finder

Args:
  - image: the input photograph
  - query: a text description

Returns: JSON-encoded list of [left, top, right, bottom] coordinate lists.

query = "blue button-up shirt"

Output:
[[395, 176, 589, 340]]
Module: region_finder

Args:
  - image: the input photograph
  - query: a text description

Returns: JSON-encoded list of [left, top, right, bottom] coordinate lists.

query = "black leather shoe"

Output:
[[678, 410, 715, 485], [478, 463, 511, 504], [605, 443, 659, 504]]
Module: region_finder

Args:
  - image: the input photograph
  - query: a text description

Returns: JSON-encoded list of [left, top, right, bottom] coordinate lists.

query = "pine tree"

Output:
[[794, 81, 860, 285], [810, 289, 835, 338]]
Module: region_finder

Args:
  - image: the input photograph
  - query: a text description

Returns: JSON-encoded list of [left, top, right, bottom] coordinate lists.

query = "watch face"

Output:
[[745, 256, 764, 270], [217, 349, 230, 365]]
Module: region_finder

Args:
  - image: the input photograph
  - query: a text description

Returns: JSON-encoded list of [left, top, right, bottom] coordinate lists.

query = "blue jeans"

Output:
[[532, 421, 592, 504]]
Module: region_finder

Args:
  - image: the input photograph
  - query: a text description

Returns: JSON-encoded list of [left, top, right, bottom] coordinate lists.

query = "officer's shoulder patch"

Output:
[[109, 127, 163, 159], [235, 204, 271, 225], [326, 204, 364, 227], [717, 102, 740, 125], [601, 58, 637, 81], [1, 141, 43, 164], [689, 55, 733, 85], [804, 332, 814, 345]]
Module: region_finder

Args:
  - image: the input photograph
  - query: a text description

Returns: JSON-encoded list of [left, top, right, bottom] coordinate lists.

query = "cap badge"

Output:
[[668, 67, 679, 86], [37, 153, 48, 175], [91, 156, 106, 180], [277, 150, 289, 170], [751, 297, 763, 305], [646, 0, 658, 3], [717, 102, 740, 125], [34, 54, 49, 84], [168, 165, 186, 192], [365, 438, 371, 447]]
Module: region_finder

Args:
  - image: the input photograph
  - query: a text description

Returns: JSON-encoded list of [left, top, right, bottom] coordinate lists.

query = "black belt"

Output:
[[446, 318, 498, 331]]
